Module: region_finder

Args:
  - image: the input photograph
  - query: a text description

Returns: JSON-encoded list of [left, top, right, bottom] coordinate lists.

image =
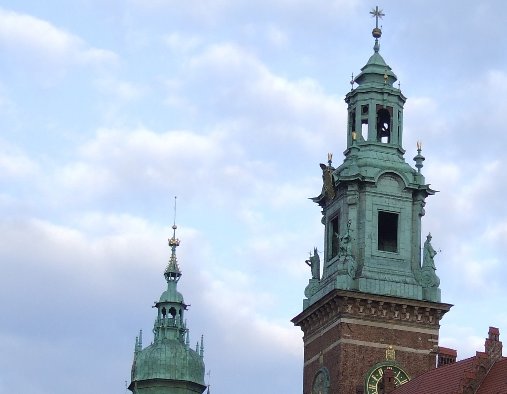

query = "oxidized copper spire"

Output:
[[165, 196, 182, 282]]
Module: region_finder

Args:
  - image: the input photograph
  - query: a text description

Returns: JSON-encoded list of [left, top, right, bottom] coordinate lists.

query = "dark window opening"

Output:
[[398, 110, 402, 140], [350, 110, 356, 134], [377, 108, 391, 143], [169, 307, 177, 318], [161, 307, 167, 317], [330, 215, 340, 258], [378, 211, 398, 252]]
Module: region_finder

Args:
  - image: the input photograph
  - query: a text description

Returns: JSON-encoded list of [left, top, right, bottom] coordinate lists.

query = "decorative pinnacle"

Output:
[[350, 73, 354, 90], [414, 141, 425, 173], [327, 152, 333, 167]]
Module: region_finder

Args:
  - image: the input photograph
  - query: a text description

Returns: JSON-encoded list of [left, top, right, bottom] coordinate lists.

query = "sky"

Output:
[[1, 0, 507, 393]]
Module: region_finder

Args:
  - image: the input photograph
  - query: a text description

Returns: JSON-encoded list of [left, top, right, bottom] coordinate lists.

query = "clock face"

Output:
[[365, 365, 409, 394], [312, 369, 329, 394]]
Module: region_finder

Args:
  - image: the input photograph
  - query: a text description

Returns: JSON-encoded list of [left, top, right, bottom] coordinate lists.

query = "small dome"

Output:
[[158, 281, 184, 303], [133, 339, 205, 385], [159, 287, 184, 303]]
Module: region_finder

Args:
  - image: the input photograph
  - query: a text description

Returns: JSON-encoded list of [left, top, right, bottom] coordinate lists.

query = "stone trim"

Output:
[[303, 316, 440, 345], [304, 338, 433, 367]]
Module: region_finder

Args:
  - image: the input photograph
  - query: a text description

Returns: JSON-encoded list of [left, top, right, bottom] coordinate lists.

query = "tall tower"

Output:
[[129, 216, 206, 394], [292, 8, 451, 394]]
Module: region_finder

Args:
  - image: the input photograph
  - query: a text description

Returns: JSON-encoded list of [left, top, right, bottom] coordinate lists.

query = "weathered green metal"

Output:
[[303, 22, 441, 309], [129, 223, 206, 394]]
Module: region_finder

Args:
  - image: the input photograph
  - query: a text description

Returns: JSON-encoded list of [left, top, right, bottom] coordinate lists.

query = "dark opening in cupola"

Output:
[[378, 211, 398, 252], [330, 215, 340, 259], [376, 107, 391, 143]]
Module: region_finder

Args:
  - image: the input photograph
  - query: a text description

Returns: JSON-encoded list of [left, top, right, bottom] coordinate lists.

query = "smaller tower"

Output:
[[129, 199, 206, 394]]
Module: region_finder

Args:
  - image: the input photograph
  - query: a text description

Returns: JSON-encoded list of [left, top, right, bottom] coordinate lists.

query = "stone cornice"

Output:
[[292, 289, 452, 337]]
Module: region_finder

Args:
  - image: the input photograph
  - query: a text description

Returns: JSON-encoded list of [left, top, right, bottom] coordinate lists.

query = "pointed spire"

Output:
[[134, 329, 143, 354], [206, 371, 211, 394], [196, 341, 200, 354], [200, 335, 204, 358], [165, 196, 182, 283]]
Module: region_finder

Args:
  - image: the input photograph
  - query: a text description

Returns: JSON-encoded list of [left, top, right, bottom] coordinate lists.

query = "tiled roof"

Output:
[[392, 355, 507, 394], [476, 358, 507, 394], [392, 357, 476, 394]]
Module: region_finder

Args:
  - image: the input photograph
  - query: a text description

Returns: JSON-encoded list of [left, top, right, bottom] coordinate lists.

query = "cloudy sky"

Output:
[[1, 0, 507, 393]]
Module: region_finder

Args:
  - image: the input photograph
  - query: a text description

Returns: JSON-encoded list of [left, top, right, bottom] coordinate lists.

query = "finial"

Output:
[[370, 6, 385, 52], [414, 141, 425, 173], [206, 371, 212, 394], [398, 81, 401, 90], [327, 152, 333, 167], [350, 73, 354, 90], [200, 335, 204, 357]]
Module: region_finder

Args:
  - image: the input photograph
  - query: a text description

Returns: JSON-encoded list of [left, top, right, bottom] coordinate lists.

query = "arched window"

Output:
[[377, 108, 391, 143]]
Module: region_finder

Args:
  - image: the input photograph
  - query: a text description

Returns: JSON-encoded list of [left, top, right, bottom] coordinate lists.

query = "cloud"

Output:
[[0, 139, 39, 179], [164, 32, 203, 53], [185, 43, 344, 155], [0, 7, 117, 83]]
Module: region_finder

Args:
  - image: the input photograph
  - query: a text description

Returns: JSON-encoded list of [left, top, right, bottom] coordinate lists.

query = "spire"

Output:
[[370, 6, 384, 53], [165, 196, 182, 283], [200, 335, 204, 358], [134, 329, 143, 353]]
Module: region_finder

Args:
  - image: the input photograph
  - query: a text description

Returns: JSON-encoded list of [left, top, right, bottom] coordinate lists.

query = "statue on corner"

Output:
[[305, 247, 320, 280], [304, 248, 321, 300], [421, 233, 440, 288]]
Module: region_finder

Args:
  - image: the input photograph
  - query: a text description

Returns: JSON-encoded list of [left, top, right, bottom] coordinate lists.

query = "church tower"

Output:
[[129, 213, 206, 394], [292, 8, 451, 394]]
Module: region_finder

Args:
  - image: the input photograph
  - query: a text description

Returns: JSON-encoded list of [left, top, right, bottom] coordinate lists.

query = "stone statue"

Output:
[[338, 220, 353, 258], [305, 247, 320, 280], [423, 233, 437, 270], [421, 233, 440, 288]]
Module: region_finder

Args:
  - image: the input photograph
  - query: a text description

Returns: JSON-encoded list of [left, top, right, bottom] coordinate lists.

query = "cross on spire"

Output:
[[370, 6, 385, 29]]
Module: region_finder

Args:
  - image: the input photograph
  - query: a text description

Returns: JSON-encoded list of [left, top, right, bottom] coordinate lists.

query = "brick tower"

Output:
[[292, 8, 451, 394]]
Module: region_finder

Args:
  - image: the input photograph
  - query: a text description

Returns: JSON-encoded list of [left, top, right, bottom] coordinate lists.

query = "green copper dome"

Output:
[[132, 339, 205, 384]]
